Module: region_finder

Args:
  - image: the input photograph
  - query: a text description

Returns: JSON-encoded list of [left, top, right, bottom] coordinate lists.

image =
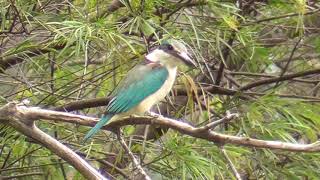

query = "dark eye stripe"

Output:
[[160, 44, 174, 51]]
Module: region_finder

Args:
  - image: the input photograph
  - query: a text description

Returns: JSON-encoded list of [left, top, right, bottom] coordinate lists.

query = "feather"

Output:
[[83, 114, 113, 142], [107, 64, 169, 114], [83, 63, 169, 141]]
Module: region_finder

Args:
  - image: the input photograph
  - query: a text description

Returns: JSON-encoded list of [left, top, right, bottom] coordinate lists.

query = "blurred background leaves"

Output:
[[0, 0, 320, 179]]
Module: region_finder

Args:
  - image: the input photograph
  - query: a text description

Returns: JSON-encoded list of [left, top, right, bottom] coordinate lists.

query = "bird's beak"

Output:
[[178, 52, 197, 68]]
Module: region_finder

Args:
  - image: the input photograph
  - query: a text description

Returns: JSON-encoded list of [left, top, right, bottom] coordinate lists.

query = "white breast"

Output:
[[130, 66, 177, 115]]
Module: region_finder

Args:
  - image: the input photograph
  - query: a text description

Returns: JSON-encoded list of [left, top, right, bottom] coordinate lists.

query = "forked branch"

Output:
[[1, 102, 320, 179], [0, 103, 107, 180], [0, 103, 319, 153]]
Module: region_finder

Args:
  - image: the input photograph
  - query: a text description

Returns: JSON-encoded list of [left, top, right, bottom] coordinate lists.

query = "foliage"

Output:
[[0, 0, 320, 179]]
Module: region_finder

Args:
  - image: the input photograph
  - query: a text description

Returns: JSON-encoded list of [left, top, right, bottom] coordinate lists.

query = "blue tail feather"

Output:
[[83, 114, 113, 142]]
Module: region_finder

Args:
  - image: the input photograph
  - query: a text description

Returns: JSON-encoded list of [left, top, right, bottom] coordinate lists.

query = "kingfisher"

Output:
[[83, 39, 196, 141]]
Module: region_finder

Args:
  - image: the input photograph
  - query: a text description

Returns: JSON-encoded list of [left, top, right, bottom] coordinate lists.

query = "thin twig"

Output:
[[0, 43, 66, 73], [76, 151, 129, 179], [116, 129, 151, 180], [239, 68, 320, 91], [1, 149, 12, 169], [219, 146, 242, 180], [2, 172, 44, 180], [228, 71, 319, 84], [197, 113, 239, 132], [215, 32, 236, 85], [5, 147, 42, 168], [242, 8, 320, 26], [274, 38, 302, 88]]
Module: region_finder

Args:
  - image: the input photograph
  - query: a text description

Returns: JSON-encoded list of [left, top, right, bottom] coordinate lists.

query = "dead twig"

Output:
[[219, 146, 242, 180], [239, 68, 320, 91], [115, 129, 151, 180], [196, 113, 239, 132]]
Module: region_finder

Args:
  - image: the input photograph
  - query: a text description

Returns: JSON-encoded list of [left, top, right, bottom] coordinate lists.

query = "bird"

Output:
[[83, 39, 196, 142]]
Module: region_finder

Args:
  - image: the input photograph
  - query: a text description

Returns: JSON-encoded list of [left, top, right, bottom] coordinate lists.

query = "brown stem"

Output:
[[196, 113, 238, 132], [116, 129, 151, 180], [53, 97, 111, 112], [0, 103, 107, 180], [2, 172, 44, 180], [239, 68, 320, 91], [219, 146, 242, 180], [0, 44, 65, 73], [274, 38, 302, 88], [215, 32, 236, 85], [2, 103, 320, 153]]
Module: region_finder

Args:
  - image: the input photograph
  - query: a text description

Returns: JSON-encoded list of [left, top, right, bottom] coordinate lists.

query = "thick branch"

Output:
[[53, 97, 111, 111], [50, 85, 320, 115], [4, 103, 320, 153], [0, 103, 107, 180], [110, 117, 320, 152]]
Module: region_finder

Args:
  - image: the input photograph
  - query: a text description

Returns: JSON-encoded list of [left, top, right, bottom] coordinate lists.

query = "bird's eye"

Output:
[[167, 44, 174, 50]]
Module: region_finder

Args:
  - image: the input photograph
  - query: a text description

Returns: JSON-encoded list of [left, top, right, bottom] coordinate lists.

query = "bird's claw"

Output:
[[146, 111, 163, 118]]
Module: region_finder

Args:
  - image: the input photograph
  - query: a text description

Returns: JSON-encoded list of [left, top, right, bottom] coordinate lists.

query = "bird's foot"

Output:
[[145, 111, 163, 118]]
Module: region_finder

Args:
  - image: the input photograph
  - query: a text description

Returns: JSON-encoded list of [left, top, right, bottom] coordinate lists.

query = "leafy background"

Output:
[[0, 0, 320, 179]]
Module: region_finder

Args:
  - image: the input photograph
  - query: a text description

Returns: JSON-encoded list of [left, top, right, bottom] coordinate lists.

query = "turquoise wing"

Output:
[[107, 64, 169, 114], [83, 63, 168, 142]]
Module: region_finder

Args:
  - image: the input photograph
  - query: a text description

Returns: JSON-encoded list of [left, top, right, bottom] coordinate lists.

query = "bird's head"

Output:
[[145, 39, 196, 68]]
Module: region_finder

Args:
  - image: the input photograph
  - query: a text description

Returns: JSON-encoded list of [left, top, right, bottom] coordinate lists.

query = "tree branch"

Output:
[[274, 38, 302, 88], [53, 97, 111, 112], [219, 146, 242, 180], [116, 129, 151, 180], [3, 103, 320, 153], [0, 103, 107, 180], [0, 43, 65, 73], [196, 113, 239, 132], [2, 172, 44, 179], [239, 68, 320, 91], [50, 84, 320, 115], [214, 32, 236, 85], [242, 8, 320, 26]]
